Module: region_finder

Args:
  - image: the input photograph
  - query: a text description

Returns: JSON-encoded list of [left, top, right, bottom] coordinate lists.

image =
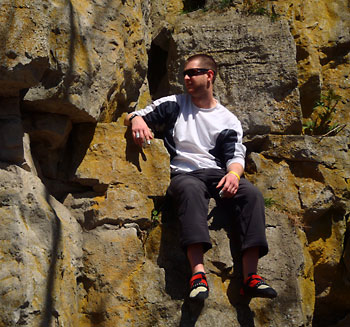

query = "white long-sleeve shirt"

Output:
[[133, 94, 246, 173]]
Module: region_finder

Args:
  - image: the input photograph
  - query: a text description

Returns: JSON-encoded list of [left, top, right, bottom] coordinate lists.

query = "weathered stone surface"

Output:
[[272, 0, 350, 135], [74, 203, 312, 327], [74, 118, 169, 192], [0, 0, 150, 122], [149, 0, 183, 38], [0, 164, 83, 327], [0, 1, 349, 326], [246, 135, 350, 217], [166, 9, 302, 135], [0, 162, 317, 327], [307, 212, 349, 326], [252, 209, 314, 326], [78, 224, 147, 326], [23, 112, 73, 178], [65, 117, 170, 229], [22, 132, 38, 174], [245, 134, 350, 326]]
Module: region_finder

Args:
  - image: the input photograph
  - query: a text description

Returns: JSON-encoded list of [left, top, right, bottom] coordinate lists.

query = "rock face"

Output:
[[0, 165, 83, 327], [272, 0, 350, 127], [167, 10, 301, 135], [0, 1, 349, 327], [0, 0, 149, 121], [66, 120, 170, 230]]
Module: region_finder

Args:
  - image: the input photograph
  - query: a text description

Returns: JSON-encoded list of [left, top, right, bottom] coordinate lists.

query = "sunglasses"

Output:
[[183, 68, 210, 77]]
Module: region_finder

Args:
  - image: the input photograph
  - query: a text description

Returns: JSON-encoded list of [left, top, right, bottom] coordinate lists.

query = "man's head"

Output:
[[183, 54, 217, 107], [184, 54, 217, 83]]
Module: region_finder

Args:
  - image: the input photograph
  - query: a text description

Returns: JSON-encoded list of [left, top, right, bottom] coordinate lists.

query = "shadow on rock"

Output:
[[227, 278, 255, 327], [209, 203, 256, 327], [179, 298, 205, 327], [157, 210, 190, 300], [124, 128, 147, 172], [157, 196, 205, 325]]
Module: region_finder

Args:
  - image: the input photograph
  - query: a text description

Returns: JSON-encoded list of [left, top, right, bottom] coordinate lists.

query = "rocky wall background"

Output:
[[0, 1, 349, 326]]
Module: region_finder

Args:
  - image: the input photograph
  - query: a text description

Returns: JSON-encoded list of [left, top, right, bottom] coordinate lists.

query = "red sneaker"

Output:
[[240, 273, 277, 299], [189, 272, 209, 301]]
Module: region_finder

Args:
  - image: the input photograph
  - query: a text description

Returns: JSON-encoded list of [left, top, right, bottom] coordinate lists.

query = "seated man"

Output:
[[124, 53, 277, 301]]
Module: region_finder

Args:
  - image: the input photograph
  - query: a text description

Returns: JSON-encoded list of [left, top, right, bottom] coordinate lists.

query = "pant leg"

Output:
[[167, 172, 212, 252], [217, 178, 268, 258]]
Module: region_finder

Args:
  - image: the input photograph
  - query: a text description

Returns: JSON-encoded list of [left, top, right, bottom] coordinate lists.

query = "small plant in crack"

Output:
[[151, 209, 160, 224], [243, 0, 279, 21], [302, 89, 344, 136], [264, 197, 276, 208], [218, 0, 234, 10]]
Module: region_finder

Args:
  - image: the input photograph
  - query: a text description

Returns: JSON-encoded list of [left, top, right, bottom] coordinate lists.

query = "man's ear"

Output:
[[207, 70, 215, 83]]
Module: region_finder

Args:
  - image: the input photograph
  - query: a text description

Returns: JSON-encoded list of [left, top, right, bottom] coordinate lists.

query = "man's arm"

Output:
[[216, 162, 244, 198], [124, 113, 153, 147]]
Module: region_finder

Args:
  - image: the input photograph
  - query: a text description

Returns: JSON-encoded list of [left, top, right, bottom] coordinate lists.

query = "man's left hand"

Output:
[[216, 172, 240, 198]]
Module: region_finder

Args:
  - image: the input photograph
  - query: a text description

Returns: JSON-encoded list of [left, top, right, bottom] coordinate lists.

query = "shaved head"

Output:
[[185, 54, 217, 81]]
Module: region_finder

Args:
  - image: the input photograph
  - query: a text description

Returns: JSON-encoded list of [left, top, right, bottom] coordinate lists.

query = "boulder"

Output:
[[0, 0, 150, 122], [0, 164, 83, 326], [65, 117, 170, 229]]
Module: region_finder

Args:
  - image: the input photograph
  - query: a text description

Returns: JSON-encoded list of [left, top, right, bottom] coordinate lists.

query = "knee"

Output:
[[169, 176, 204, 195], [245, 184, 264, 205]]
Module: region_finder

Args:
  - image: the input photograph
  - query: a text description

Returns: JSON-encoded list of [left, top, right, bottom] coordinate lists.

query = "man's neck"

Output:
[[191, 95, 217, 109]]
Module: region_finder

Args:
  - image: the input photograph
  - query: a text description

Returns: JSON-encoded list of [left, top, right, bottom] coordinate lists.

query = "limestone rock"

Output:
[[78, 224, 147, 326], [0, 162, 317, 327], [74, 119, 169, 192], [1, 0, 150, 122], [0, 164, 83, 327], [0, 1, 349, 326], [166, 9, 302, 135], [23, 112, 73, 179], [142, 206, 312, 326], [254, 209, 315, 326], [245, 134, 350, 326], [246, 135, 350, 218], [272, 0, 350, 135], [66, 118, 170, 229], [150, 0, 183, 37], [75, 203, 312, 326]]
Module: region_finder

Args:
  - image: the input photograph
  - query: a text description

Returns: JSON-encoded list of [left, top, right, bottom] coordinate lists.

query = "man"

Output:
[[124, 54, 277, 301]]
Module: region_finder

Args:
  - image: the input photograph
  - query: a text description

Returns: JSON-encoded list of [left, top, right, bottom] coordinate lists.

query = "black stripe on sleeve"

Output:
[[143, 101, 180, 160], [209, 129, 238, 168]]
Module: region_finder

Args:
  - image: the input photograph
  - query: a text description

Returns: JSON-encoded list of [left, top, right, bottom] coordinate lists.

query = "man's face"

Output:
[[183, 59, 211, 96]]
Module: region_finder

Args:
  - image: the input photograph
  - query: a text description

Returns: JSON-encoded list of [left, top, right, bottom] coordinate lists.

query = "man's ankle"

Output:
[[192, 265, 206, 275]]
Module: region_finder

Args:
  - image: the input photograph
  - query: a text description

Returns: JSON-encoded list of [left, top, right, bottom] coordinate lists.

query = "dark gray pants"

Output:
[[167, 168, 268, 257]]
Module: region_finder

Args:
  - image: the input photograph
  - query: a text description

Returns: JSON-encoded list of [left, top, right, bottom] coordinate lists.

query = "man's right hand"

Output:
[[129, 115, 153, 147]]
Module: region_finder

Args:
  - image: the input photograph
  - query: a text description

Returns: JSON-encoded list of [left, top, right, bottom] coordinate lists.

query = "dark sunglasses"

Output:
[[183, 68, 210, 77]]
